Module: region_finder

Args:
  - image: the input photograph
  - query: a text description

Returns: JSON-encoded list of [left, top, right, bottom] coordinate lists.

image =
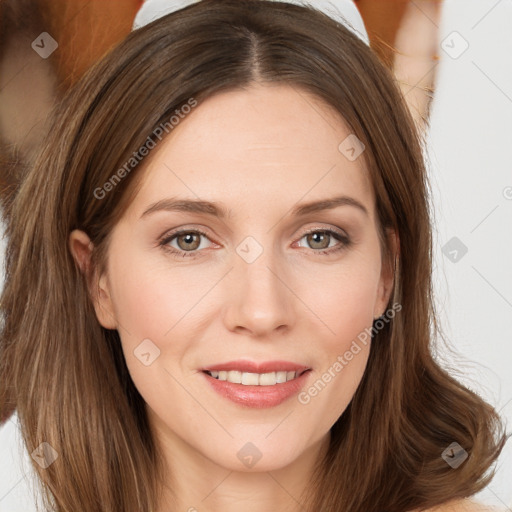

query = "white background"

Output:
[[1, 0, 511, 509], [426, 0, 512, 507]]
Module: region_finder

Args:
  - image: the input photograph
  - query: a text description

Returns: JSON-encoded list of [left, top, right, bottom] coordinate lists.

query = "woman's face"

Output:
[[74, 83, 395, 473]]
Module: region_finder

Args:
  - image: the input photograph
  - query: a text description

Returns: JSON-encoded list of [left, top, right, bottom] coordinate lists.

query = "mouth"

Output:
[[203, 368, 310, 386], [200, 362, 313, 408]]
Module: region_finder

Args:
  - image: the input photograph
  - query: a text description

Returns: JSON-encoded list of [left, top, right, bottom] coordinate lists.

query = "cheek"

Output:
[[106, 250, 216, 385], [108, 247, 204, 336], [292, 251, 379, 415], [296, 264, 376, 426], [294, 254, 380, 343], [106, 258, 197, 403]]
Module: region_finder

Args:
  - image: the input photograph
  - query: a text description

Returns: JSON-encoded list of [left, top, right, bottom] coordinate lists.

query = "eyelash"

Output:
[[158, 227, 351, 259]]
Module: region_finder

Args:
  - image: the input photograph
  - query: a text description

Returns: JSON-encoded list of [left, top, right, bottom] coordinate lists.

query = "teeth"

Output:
[[207, 370, 299, 385], [259, 372, 276, 386], [227, 370, 242, 384], [242, 372, 260, 385], [276, 371, 288, 383]]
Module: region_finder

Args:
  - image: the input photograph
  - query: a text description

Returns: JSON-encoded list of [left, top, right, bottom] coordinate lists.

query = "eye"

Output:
[[295, 228, 351, 255], [159, 228, 213, 258]]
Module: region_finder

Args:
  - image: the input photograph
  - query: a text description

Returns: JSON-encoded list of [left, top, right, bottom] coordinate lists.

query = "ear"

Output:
[[68, 229, 118, 330], [373, 229, 399, 320]]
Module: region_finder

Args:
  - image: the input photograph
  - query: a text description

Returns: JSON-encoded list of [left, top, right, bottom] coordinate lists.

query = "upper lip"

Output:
[[201, 360, 311, 374]]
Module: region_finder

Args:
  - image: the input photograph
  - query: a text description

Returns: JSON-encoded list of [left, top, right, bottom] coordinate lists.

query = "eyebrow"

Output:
[[140, 195, 369, 219]]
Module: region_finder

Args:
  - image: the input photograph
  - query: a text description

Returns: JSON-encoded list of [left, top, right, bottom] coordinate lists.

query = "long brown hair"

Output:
[[1, 1, 508, 511]]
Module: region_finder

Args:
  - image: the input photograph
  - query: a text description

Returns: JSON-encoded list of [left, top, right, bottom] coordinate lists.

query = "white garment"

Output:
[[132, 0, 370, 46]]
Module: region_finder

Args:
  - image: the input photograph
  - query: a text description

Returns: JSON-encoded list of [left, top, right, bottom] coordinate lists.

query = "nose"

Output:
[[222, 245, 296, 337]]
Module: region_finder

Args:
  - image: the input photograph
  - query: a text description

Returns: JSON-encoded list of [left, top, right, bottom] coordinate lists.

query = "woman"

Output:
[[0, 1, 508, 511]]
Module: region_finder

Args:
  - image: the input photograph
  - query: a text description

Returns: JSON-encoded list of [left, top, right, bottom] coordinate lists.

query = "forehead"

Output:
[[128, 83, 375, 220]]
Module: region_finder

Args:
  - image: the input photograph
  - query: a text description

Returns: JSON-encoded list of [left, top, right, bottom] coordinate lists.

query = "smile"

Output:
[[201, 367, 312, 408], [204, 370, 306, 386]]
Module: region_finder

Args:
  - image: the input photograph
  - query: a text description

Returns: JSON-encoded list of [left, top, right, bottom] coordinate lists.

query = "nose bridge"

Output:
[[223, 233, 295, 335]]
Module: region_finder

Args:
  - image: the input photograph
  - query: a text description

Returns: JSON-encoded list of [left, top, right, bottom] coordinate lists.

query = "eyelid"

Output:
[[298, 224, 348, 240], [159, 223, 347, 241]]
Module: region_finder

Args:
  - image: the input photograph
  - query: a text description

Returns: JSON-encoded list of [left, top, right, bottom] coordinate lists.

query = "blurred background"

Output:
[[0, 0, 511, 510]]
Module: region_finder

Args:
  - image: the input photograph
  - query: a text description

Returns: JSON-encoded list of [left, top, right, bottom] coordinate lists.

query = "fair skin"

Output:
[[69, 84, 489, 512], [393, 0, 442, 131]]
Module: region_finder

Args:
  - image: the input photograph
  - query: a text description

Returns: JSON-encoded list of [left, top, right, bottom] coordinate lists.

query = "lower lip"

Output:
[[202, 370, 311, 408]]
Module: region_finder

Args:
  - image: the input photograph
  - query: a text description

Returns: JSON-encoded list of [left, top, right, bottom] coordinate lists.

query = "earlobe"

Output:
[[68, 229, 118, 330], [93, 274, 118, 330], [374, 230, 399, 319]]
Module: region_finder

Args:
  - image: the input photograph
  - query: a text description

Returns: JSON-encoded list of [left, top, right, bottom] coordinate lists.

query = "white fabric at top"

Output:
[[132, 0, 370, 45]]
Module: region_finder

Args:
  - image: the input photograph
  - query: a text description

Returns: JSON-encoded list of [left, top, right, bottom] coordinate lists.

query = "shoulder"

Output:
[[415, 499, 507, 512]]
